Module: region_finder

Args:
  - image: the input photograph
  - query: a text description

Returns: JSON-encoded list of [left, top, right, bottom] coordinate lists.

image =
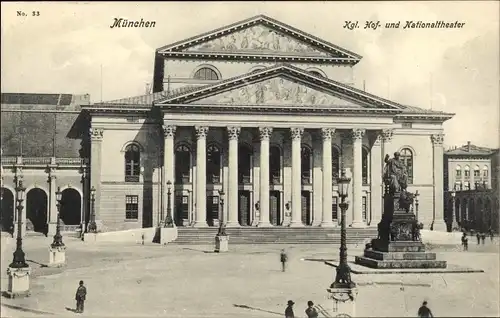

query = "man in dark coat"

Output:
[[417, 301, 433, 317], [285, 300, 295, 318], [75, 280, 87, 313], [305, 300, 319, 318], [280, 249, 288, 272]]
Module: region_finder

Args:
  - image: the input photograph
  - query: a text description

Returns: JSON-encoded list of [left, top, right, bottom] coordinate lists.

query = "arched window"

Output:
[[474, 165, 480, 177], [309, 71, 324, 77], [464, 165, 470, 178], [301, 145, 312, 184], [193, 67, 219, 80], [400, 148, 413, 184], [238, 144, 252, 184], [455, 165, 462, 178], [124, 144, 140, 182], [332, 147, 340, 184], [483, 166, 489, 178], [207, 144, 221, 184], [175, 144, 191, 184], [362, 148, 369, 185], [270, 146, 281, 184]]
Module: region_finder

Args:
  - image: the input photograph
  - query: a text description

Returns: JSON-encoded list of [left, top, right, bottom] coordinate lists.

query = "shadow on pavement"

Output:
[[1, 303, 55, 315], [27, 259, 48, 268], [65, 306, 78, 313], [233, 304, 282, 316]]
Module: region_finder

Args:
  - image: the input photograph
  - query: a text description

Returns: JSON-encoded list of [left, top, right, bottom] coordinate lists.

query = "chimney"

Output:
[[467, 141, 471, 152]]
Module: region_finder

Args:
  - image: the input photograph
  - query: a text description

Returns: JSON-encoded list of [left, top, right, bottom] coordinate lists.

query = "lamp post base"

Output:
[[214, 235, 229, 252], [6, 266, 32, 298], [48, 245, 66, 268], [326, 286, 358, 317]]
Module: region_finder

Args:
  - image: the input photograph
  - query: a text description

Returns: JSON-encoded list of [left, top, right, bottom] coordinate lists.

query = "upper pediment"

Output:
[[156, 64, 404, 112], [156, 15, 362, 64]]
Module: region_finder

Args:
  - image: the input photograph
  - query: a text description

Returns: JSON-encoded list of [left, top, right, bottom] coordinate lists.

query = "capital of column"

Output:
[[290, 127, 304, 141], [321, 128, 335, 141], [89, 128, 104, 141], [195, 126, 209, 140], [350, 128, 365, 142], [227, 126, 241, 141], [431, 133, 444, 146], [259, 127, 273, 141], [162, 125, 177, 139], [381, 129, 393, 143]]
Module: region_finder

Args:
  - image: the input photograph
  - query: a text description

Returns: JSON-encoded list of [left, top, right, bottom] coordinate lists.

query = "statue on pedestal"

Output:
[[383, 152, 408, 194]]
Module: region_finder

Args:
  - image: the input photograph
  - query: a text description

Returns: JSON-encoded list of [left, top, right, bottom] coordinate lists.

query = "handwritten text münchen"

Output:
[[110, 18, 156, 29]]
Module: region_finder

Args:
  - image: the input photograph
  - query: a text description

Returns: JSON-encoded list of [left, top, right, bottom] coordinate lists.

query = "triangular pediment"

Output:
[[156, 64, 405, 111], [157, 15, 362, 62], [191, 77, 361, 107]]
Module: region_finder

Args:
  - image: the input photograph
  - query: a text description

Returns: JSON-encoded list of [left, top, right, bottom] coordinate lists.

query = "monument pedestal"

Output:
[[6, 266, 31, 298], [355, 193, 447, 269], [48, 245, 66, 268], [326, 287, 358, 317], [83, 232, 98, 243], [214, 235, 229, 252]]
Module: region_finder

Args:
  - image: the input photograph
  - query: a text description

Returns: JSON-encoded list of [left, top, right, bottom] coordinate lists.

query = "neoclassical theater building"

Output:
[[1, 15, 454, 236]]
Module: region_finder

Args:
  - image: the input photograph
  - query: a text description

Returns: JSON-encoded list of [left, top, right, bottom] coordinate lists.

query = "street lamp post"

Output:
[[163, 180, 174, 228], [327, 168, 357, 317], [88, 186, 97, 233], [331, 168, 355, 290], [451, 190, 458, 231], [6, 180, 31, 298], [215, 190, 228, 252], [49, 187, 66, 267]]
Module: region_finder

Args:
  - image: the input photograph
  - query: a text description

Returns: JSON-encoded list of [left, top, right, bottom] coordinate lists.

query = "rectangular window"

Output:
[[362, 196, 367, 221], [483, 170, 488, 177], [332, 197, 338, 220], [125, 195, 139, 220], [474, 170, 480, 177], [464, 170, 470, 178], [455, 170, 461, 178], [401, 122, 412, 128]]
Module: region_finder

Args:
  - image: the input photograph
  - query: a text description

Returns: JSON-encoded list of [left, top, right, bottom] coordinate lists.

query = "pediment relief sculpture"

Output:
[[191, 77, 361, 107], [185, 25, 330, 56]]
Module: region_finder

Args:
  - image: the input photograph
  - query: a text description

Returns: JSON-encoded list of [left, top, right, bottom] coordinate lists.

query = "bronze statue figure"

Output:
[[383, 152, 409, 194]]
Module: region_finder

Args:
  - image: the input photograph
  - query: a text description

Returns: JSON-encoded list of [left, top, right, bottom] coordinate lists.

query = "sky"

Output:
[[1, 1, 499, 148]]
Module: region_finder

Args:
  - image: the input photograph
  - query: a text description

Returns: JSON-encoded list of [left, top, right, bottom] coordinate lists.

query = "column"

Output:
[[369, 132, 383, 226], [89, 127, 104, 231], [320, 128, 334, 227], [227, 126, 240, 227], [258, 127, 272, 227], [381, 129, 393, 212], [47, 166, 58, 235], [194, 126, 208, 227], [163, 125, 176, 225], [80, 167, 88, 233], [290, 127, 304, 227], [431, 133, 447, 231], [351, 128, 366, 228]]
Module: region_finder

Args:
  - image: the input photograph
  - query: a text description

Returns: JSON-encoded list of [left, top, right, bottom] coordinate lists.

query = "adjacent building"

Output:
[[1, 15, 454, 236], [444, 142, 499, 232]]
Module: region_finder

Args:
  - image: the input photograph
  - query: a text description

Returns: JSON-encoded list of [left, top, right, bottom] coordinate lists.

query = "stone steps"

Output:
[[172, 227, 378, 245]]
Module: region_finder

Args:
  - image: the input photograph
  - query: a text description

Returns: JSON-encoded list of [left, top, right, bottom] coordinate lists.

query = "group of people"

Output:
[[462, 228, 495, 251], [285, 300, 323, 318]]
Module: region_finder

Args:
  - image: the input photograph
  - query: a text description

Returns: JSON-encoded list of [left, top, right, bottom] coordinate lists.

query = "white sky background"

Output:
[[1, 1, 499, 148]]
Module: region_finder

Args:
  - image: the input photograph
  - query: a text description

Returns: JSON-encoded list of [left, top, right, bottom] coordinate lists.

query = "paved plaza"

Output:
[[1, 235, 499, 317]]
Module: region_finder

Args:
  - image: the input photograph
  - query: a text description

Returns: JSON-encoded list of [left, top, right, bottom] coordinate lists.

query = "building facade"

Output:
[[444, 142, 500, 232], [1, 15, 453, 235]]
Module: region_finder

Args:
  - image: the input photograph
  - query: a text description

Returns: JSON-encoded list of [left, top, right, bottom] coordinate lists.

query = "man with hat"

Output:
[[305, 300, 319, 318], [285, 300, 295, 318], [75, 280, 87, 313]]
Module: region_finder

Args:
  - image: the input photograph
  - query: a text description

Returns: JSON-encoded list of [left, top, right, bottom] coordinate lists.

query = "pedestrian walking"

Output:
[[75, 280, 87, 314], [461, 233, 468, 251], [280, 249, 288, 272], [285, 300, 295, 318], [489, 227, 494, 242], [417, 301, 434, 318], [481, 233, 486, 245], [305, 300, 319, 318], [476, 232, 481, 245]]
